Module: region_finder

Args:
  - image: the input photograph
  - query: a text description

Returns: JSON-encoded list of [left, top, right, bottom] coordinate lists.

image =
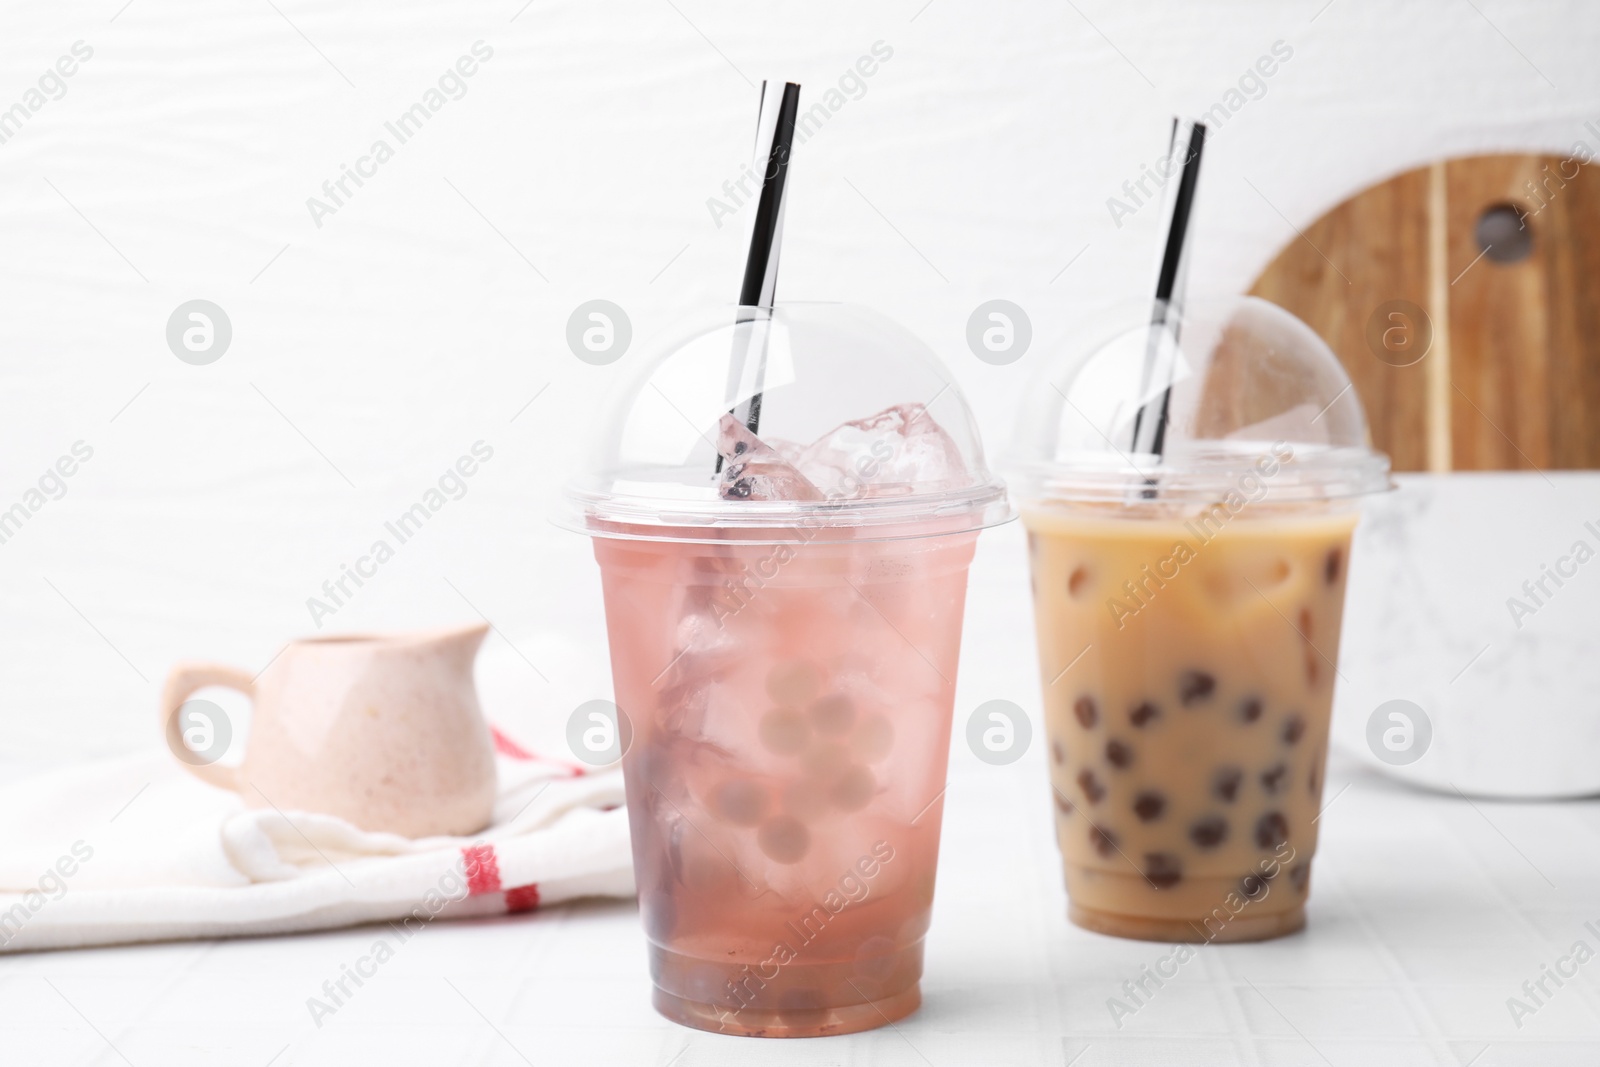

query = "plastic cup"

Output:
[[562, 304, 1011, 1035], [1007, 297, 1391, 942]]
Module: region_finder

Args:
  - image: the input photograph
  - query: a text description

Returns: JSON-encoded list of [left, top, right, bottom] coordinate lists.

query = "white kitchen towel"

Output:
[[0, 729, 634, 952]]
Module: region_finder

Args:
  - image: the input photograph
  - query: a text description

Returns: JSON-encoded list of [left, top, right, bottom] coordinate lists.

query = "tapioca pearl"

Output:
[[829, 764, 875, 812], [1088, 825, 1119, 858], [803, 743, 851, 782], [1238, 872, 1268, 900], [1260, 763, 1290, 794], [1068, 567, 1091, 598], [1213, 767, 1243, 803], [1074, 695, 1098, 728], [809, 693, 856, 736], [1297, 606, 1313, 641], [1188, 816, 1229, 849], [782, 779, 830, 822], [1305, 646, 1321, 687], [1282, 716, 1306, 745], [1143, 853, 1183, 889], [710, 779, 770, 826], [1178, 670, 1216, 706], [758, 816, 811, 863], [1050, 739, 1066, 766], [1239, 697, 1263, 724], [1255, 811, 1289, 850], [1308, 751, 1322, 797], [851, 714, 894, 762], [1105, 739, 1133, 769], [759, 708, 811, 755], [1288, 863, 1311, 893], [767, 661, 822, 706], [1133, 790, 1166, 822], [1054, 790, 1076, 816], [1077, 768, 1106, 804], [1129, 701, 1160, 728], [1325, 547, 1342, 585]]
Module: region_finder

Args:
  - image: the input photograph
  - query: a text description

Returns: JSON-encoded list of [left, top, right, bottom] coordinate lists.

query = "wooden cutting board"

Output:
[[1249, 153, 1600, 472]]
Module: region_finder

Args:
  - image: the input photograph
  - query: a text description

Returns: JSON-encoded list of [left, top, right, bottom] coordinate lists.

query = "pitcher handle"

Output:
[[159, 662, 254, 793]]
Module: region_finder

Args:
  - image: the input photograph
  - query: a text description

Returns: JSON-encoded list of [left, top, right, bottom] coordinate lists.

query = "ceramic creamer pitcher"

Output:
[[159, 624, 497, 837]]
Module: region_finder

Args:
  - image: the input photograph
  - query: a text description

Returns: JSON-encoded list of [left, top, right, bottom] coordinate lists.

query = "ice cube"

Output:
[[793, 403, 967, 498], [716, 415, 823, 501], [673, 599, 743, 670]]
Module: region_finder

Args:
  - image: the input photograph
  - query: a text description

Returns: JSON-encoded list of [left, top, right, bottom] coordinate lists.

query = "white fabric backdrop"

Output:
[[1, 0, 1595, 765]]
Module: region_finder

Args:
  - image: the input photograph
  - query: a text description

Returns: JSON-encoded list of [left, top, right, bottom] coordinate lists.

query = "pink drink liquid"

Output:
[[594, 529, 976, 1037]]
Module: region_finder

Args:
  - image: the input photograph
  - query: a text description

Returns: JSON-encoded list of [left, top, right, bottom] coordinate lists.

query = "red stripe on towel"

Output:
[[490, 725, 589, 777], [504, 884, 541, 913], [463, 844, 539, 913], [462, 844, 502, 896], [491, 726, 536, 760]]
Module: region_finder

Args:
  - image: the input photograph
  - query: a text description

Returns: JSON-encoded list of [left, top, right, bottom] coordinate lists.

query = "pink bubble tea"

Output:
[[596, 528, 976, 1036], [565, 304, 1012, 1036]]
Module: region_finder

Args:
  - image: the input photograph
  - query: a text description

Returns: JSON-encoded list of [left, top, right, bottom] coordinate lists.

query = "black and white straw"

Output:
[[1129, 116, 1207, 461], [726, 80, 802, 443]]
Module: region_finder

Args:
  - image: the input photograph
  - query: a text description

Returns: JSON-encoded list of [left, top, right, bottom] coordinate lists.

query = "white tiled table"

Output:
[[4, 746, 1599, 1067]]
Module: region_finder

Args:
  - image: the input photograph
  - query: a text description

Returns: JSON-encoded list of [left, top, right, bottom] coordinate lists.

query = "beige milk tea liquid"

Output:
[[1025, 508, 1356, 942]]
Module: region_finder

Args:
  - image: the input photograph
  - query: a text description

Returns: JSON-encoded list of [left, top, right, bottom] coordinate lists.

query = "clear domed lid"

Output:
[[562, 302, 1012, 542], [1008, 296, 1392, 508]]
